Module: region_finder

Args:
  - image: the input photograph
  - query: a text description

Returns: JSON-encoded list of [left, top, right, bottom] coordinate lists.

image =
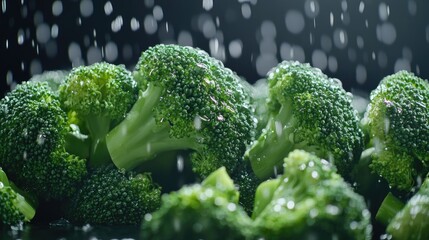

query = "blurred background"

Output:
[[1, 0, 429, 98]]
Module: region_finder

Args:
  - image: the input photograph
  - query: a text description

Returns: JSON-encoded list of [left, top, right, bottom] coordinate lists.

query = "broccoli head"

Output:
[[0, 81, 87, 200], [67, 164, 161, 225], [106, 44, 255, 178], [246, 61, 363, 180], [0, 168, 36, 226], [59, 62, 138, 166], [141, 167, 255, 240], [252, 150, 372, 240], [361, 71, 429, 191]]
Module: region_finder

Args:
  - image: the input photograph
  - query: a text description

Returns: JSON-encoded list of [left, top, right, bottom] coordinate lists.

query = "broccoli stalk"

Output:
[[375, 178, 429, 240], [0, 168, 37, 225], [246, 61, 364, 180], [375, 192, 405, 226], [106, 84, 201, 170], [106, 44, 255, 178]]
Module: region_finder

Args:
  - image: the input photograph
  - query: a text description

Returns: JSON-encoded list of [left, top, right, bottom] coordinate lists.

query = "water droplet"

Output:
[[130, 18, 140, 31], [326, 205, 340, 215], [144, 15, 158, 34], [311, 171, 319, 179], [379, 3, 390, 21], [376, 22, 396, 45], [287, 200, 295, 209], [177, 155, 184, 172], [111, 15, 123, 32], [311, 49, 327, 70], [304, 0, 319, 18], [202, 0, 213, 11], [153, 5, 164, 21], [105, 42, 118, 62], [285, 10, 305, 34], [36, 23, 50, 44], [177, 31, 193, 46], [358, 1, 365, 13], [241, 3, 251, 19], [52, 1, 63, 16], [194, 116, 202, 130], [51, 24, 59, 38], [273, 204, 282, 212], [328, 56, 338, 72], [87, 46, 102, 64], [17, 29, 25, 45], [394, 58, 411, 72], [104, 1, 113, 15], [80, 0, 94, 17], [2, 0, 6, 13], [274, 121, 283, 136], [333, 28, 348, 49], [227, 203, 237, 212], [330, 12, 334, 26], [356, 64, 367, 84]]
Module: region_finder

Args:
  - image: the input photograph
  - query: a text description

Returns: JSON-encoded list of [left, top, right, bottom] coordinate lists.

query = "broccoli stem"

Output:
[[106, 84, 200, 170], [247, 104, 295, 179], [86, 114, 112, 167], [376, 192, 405, 226]]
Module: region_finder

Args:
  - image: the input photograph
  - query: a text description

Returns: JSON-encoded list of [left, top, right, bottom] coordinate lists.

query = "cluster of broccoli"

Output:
[[0, 43, 428, 239]]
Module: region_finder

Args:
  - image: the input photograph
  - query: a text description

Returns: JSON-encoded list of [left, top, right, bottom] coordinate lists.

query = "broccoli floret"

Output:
[[0, 168, 36, 226], [67, 164, 161, 225], [361, 71, 429, 191], [252, 150, 372, 240], [385, 177, 429, 240], [106, 44, 255, 178], [230, 158, 261, 215], [59, 62, 138, 166], [141, 167, 255, 240], [0, 82, 87, 200], [246, 61, 363, 180], [29, 70, 69, 92]]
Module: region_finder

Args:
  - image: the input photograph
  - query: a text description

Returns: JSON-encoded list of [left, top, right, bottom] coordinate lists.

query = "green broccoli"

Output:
[[0, 81, 87, 200], [246, 61, 364, 180], [141, 167, 255, 240], [375, 177, 429, 240], [252, 150, 372, 240], [67, 164, 161, 225], [0, 168, 36, 226], [59, 62, 138, 166], [29, 70, 69, 92], [361, 71, 429, 191], [230, 158, 261, 215], [106, 44, 255, 178]]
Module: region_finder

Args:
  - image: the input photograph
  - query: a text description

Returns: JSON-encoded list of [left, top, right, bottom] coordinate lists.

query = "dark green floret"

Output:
[[106, 44, 255, 178], [59, 62, 138, 166], [67, 164, 161, 225], [361, 71, 429, 191], [246, 61, 364, 180], [0, 82, 87, 200], [141, 167, 255, 240], [252, 150, 372, 240], [0, 168, 36, 226]]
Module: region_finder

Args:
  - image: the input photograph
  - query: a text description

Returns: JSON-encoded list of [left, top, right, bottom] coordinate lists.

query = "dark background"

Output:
[[1, 0, 429, 98]]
